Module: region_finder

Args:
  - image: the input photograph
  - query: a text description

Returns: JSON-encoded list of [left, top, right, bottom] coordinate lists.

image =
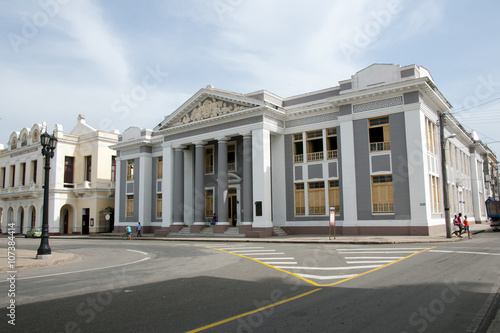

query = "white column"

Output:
[[252, 128, 272, 227], [470, 153, 483, 222], [161, 144, 174, 227], [271, 134, 286, 225], [114, 157, 121, 225], [339, 119, 357, 226], [193, 142, 206, 225], [139, 155, 152, 224], [184, 146, 194, 225], [405, 110, 431, 226]]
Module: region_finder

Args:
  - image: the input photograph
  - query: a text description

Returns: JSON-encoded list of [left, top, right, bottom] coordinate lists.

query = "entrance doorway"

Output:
[[63, 208, 69, 234], [82, 208, 90, 235], [228, 188, 238, 226]]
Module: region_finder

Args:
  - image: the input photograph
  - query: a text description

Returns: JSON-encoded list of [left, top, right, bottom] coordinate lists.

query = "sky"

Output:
[[1, 0, 500, 158]]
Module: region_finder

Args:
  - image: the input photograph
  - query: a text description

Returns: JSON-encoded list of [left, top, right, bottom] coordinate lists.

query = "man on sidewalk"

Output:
[[137, 222, 142, 237]]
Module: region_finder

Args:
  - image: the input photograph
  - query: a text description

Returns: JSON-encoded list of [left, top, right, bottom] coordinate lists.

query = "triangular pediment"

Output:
[[156, 88, 263, 131]]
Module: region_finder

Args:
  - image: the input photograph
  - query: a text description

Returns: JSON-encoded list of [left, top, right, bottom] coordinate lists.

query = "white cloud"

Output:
[[59, 0, 130, 86]]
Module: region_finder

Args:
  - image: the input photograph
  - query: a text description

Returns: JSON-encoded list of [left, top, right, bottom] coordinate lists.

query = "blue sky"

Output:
[[1, 0, 500, 157]]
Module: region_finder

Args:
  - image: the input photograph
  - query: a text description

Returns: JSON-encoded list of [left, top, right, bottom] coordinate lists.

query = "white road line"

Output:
[[237, 252, 285, 256], [274, 265, 382, 270], [252, 257, 295, 260], [217, 247, 265, 250], [346, 260, 395, 264], [263, 262, 298, 265], [297, 273, 358, 280], [430, 250, 500, 256], [231, 249, 275, 253], [339, 251, 418, 254], [1, 256, 151, 282], [127, 249, 149, 256], [344, 257, 404, 259], [337, 248, 427, 251]]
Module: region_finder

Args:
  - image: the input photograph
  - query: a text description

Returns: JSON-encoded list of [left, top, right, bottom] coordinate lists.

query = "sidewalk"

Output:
[[1, 222, 491, 271]]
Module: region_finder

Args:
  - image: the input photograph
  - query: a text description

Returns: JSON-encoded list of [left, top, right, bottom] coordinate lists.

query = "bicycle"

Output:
[[122, 232, 137, 240]]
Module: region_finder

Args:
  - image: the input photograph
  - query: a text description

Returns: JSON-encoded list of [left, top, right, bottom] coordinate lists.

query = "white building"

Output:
[[112, 64, 489, 237], [0, 115, 119, 234]]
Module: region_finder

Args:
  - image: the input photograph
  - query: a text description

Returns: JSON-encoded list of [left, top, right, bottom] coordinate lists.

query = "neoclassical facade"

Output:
[[112, 64, 491, 236], [0, 115, 119, 234]]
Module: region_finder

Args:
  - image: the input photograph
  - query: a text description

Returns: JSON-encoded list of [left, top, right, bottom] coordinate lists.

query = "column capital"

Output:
[[173, 145, 187, 150], [215, 136, 231, 142], [240, 132, 252, 138], [193, 141, 207, 147]]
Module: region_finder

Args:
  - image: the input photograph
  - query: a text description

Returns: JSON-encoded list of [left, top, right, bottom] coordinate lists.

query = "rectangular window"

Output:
[[429, 175, 440, 213], [127, 159, 134, 181], [295, 183, 305, 215], [306, 130, 324, 162], [326, 128, 338, 159], [293, 133, 304, 163], [20, 162, 26, 186], [308, 181, 325, 215], [85, 155, 92, 182], [64, 156, 75, 188], [228, 143, 236, 172], [426, 119, 437, 155], [329, 180, 340, 213], [205, 147, 214, 174], [126, 195, 134, 217], [111, 156, 116, 182], [1, 167, 5, 188], [157, 194, 162, 218], [205, 189, 214, 217], [372, 175, 394, 213], [157, 156, 163, 179], [369, 116, 391, 152], [31, 160, 37, 184], [10, 165, 15, 187]]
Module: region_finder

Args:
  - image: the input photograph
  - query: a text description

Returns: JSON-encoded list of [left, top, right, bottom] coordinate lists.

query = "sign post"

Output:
[[329, 206, 336, 240]]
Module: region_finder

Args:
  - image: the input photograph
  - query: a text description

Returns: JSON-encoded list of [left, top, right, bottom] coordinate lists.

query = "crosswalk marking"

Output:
[[338, 251, 418, 254], [274, 265, 382, 270], [346, 260, 394, 264], [231, 249, 276, 253], [345, 256, 404, 259], [252, 257, 295, 260], [262, 261, 298, 265], [297, 273, 358, 280]]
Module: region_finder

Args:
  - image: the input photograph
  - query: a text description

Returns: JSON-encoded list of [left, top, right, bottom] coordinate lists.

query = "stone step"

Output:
[[273, 227, 288, 236]]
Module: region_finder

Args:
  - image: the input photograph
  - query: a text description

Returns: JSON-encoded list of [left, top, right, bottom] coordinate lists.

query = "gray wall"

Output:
[[390, 112, 411, 219], [120, 157, 140, 223]]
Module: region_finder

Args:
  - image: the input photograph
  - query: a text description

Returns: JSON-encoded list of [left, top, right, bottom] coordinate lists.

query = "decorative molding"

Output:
[[285, 112, 339, 128], [169, 98, 249, 128], [353, 96, 403, 113]]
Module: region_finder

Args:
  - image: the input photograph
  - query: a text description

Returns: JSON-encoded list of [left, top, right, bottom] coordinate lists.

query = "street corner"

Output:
[[1, 249, 80, 271]]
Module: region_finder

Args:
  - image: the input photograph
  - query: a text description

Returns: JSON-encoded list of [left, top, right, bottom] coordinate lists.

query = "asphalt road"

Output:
[[1, 231, 500, 332]]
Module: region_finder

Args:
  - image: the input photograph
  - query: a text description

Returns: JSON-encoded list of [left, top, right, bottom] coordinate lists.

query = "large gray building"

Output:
[[111, 64, 490, 237]]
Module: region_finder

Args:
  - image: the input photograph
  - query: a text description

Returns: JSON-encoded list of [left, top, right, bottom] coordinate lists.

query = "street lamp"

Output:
[[37, 131, 58, 259], [440, 111, 456, 238]]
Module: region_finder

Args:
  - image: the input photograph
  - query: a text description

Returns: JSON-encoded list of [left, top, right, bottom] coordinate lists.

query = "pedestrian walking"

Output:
[[464, 216, 470, 239], [452, 215, 461, 238], [457, 213, 464, 235], [137, 222, 142, 237]]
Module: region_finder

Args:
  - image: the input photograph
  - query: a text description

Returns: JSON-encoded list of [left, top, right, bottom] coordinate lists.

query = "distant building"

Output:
[[0, 115, 119, 234], [112, 64, 490, 237]]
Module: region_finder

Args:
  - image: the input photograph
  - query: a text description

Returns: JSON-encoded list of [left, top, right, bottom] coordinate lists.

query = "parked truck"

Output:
[[485, 199, 500, 231]]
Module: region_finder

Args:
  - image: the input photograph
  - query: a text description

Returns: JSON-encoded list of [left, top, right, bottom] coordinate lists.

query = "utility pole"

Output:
[[440, 112, 452, 238]]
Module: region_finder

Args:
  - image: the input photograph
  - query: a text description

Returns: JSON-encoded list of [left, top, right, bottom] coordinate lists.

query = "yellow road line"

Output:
[[185, 288, 323, 333], [185, 245, 434, 332]]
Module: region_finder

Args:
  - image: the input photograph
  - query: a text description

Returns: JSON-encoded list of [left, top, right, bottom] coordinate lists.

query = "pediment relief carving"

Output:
[[171, 97, 250, 127]]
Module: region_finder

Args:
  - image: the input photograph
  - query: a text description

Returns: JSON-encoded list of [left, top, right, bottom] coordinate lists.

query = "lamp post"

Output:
[[439, 112, 456, 239], [37, 131, 58, 259]]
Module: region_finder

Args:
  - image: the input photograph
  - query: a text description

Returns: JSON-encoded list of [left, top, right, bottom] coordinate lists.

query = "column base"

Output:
[[36, 254, 53, 260], [192, 222, 206, 226]]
